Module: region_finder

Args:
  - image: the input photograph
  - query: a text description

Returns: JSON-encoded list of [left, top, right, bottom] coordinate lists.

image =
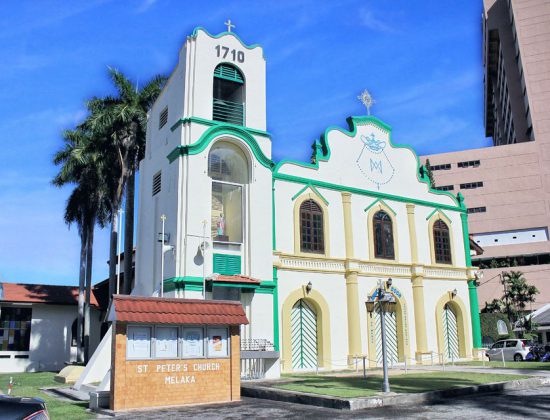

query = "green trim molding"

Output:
[[425, 208, 452, 222], [275, 172, 465, 214], [170, 116, 271, 138], [273, 116, 462, 211], [272, 267, 280, 351], [191, 27, 263, 53], [460, 211, 482, 348], [167, 123, 274, 170], [291, 183, 329, 206], [163, 276, 276, 295], [364, 198, 397, 215]]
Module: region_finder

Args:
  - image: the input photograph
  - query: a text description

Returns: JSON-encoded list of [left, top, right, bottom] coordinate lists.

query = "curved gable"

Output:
[[275, 116, 460, 210]]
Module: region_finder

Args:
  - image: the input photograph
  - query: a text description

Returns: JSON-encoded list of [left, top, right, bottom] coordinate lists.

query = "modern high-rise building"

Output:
[[422, 0, 550, 310]]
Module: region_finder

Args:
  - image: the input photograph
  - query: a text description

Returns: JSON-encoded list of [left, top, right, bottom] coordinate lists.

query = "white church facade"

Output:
[[131, 26, 483, 378]]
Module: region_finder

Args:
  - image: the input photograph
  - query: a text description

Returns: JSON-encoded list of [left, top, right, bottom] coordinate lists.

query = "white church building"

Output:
[[78, 26, 483, 388]]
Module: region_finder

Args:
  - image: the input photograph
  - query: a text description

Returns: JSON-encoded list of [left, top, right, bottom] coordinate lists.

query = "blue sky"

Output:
[[0, 0, 491, 286]]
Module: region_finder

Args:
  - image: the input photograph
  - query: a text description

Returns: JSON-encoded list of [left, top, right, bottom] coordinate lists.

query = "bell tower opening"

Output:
[[213, 63, 245, 126]]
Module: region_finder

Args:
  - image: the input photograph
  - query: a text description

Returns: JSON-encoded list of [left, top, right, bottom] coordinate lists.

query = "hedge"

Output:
[[480, 312, 514, 345]]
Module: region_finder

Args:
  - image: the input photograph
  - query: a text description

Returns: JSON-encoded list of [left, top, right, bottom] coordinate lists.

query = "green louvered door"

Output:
[[374, 307, 399, 366], [291, 299, 318, 370], [443, 304, 460, 361]]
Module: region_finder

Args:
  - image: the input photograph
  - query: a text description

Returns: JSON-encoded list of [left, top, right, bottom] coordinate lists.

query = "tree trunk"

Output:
[[123, 171, 135, 295], [77, 229, 87, 364], [109, 210, 119, 302], [84, 221, 94, 364]]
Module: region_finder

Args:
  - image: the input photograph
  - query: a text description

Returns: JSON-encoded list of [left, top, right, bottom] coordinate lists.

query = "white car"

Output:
[[486, 339, 531, 361]]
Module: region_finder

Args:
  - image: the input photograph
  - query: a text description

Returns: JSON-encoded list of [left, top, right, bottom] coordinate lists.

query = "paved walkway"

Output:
[[106, 385, 550, 419], [401, 364, 550, 377]]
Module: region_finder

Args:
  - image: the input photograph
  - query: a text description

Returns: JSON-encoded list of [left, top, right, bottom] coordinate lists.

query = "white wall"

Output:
[[0, 304, 102, 373]]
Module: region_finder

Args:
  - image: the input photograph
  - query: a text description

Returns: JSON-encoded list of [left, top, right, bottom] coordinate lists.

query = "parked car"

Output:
[[0, 395, 49, 420], [485, 339, 531, 361]]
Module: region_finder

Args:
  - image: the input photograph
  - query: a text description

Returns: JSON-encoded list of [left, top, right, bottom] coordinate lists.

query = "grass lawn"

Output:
[[274, 371, 530, 398], [0, 372, 94, 419], [457, 360, 550, 370]]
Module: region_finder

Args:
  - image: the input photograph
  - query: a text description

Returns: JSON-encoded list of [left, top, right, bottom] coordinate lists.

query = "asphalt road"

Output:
[[112, 385, 550, 419]]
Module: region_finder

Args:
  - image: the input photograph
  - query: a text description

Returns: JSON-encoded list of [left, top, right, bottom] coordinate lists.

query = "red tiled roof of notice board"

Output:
[[112, 295, 249, 325], [0, 282, 99, 306], [210, 275, 261, 285]]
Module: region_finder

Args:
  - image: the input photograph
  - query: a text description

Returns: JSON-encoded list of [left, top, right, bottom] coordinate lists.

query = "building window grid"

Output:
[[434, 185, 454, 191], [433, 220, 452, 265], [457, 160, 480, 168], [429, 163, 451, 171], [467, 207, 487, 214], [460, 181, 483, 190], [299, 200, 325, 254]]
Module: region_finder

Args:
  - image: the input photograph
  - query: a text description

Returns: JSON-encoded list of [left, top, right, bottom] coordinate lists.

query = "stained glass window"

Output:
[[434, 220, 452, 264], [0, 307, 32, 351], [373, 210, 395, 259]]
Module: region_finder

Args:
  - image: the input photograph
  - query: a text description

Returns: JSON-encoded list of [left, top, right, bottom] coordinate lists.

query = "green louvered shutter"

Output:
[[213, 254, 241, 275], [214, 64, 244, 83], [443, 304, 460, 361], [291, 299, 318, 370], [374, 307, 399, 366]]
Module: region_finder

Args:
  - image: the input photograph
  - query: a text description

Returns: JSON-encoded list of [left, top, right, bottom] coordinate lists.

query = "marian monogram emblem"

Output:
[[356, 133, 395, 189]]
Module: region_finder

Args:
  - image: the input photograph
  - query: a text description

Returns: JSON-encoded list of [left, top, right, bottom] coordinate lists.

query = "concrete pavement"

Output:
[[106, 385, 550, 419]]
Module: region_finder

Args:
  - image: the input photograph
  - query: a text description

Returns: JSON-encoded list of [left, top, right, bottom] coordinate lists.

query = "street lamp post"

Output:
[[366, 278, 395, 393]]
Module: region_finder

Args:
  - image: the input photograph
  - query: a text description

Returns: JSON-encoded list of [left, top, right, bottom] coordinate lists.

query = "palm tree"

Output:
[[85, 68, 166, 299], [52, 127, 110, 362], [501, 271, 539, 324]]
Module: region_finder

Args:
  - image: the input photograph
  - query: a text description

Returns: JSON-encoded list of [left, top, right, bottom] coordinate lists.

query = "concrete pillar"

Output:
[[341, 192, 361, 362], [412, 274, 429, 360]]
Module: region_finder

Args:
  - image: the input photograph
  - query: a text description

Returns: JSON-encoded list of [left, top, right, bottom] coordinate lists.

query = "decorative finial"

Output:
[[224, 19, 235, 32], [358, 89, 375, 115]]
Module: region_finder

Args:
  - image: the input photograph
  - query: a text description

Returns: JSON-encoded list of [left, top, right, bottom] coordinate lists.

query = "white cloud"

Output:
[[136, 0, 158, 13], [358, 8, 394, 33]]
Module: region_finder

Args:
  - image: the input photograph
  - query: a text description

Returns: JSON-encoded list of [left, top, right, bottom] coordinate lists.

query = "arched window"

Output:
[[213, 64, 245, 126], [433, 220, 452, 264], [208, 142, 248, 243], [300, 200, 324, 253], [373, 210, 394, 259]]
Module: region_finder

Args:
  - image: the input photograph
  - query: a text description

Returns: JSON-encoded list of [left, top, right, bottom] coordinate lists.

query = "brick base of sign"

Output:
[[110, 323, 241, 411]]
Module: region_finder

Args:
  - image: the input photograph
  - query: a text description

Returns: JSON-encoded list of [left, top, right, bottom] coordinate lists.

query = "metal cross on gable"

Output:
[[224, 19, 235, 32]]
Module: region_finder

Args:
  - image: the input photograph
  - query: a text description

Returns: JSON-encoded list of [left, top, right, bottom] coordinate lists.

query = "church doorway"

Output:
[[373, 307, 399, 365], [442, 303, 460, 361], [291, 299, 318, 370]]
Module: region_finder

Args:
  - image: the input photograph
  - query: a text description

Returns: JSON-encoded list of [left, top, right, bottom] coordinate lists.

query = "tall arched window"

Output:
[[433, 220, 452, 264], [208, 142, 249, 243], [373, 210, 394, 259], [213, 64, 245, 126], [300, 200, 325, 253]]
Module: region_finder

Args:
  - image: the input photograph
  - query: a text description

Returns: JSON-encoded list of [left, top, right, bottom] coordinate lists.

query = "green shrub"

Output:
[[480, 312, 514, 344]]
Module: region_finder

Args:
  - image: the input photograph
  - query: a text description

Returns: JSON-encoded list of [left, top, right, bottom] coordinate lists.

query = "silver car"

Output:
[[486, 339, 531, 361]]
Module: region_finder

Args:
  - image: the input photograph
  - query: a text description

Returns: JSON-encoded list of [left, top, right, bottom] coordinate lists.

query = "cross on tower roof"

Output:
[[224, 19, 235, 32]]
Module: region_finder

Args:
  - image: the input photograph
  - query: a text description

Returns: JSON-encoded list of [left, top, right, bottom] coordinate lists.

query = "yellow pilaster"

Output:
[[341, 192, 354, 258], [412, 273, 429, 360], [342, 192, 361, 362], [406, 204, 418, 263], [345, 270, 362, 361], [408, 203, 430, 362]]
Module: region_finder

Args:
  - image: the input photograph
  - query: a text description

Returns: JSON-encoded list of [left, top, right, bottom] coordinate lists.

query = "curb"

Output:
[[241, 376, 550, 411]]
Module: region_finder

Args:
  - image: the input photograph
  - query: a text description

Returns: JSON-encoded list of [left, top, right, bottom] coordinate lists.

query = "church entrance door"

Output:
[[291, 299, 318, 370]]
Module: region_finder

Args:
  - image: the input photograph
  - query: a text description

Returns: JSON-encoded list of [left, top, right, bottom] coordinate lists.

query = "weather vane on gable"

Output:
[[358, 89, 375, 115], [224, 19, 235, 32]]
